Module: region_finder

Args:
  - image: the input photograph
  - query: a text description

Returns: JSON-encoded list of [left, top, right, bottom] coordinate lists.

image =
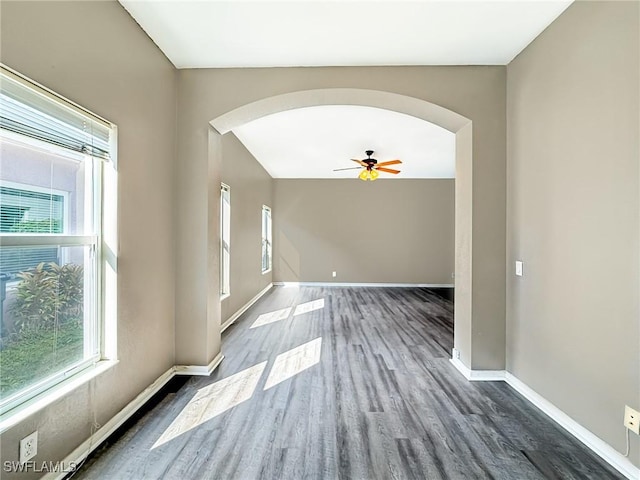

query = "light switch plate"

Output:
[[515, 261, 523, 277]]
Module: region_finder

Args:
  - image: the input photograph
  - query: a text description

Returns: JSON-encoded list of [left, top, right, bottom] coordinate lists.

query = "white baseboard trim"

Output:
[[449, 357, 506, 381], [175, 352, 224, 376], [45, 367, 176, 480], [504, 372, 639, 480], [273, 282, 454, 288], [221, 283, 273, 333], [449, 354, 639, 480]]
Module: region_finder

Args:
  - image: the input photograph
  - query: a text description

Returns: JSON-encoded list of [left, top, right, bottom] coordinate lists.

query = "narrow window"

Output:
[[0, 65, 114, 415], [220, 184, 230, 297], [261, 205, 272, 273]]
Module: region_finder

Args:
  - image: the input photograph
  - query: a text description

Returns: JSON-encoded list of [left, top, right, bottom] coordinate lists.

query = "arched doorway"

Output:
[[209, 88, 474, 369]]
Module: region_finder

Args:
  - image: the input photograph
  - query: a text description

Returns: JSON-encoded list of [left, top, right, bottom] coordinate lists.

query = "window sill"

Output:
[[220, 293, 230, 301], [262, 269, 272, 275], [0, 359, 119, 434]]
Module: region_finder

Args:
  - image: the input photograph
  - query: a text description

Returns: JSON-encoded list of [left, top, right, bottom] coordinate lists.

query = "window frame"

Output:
[[220, 183, 231, 299], [0, 65, 115, 419], [0, 178, 71, 277], [0, 144, 103, 417], [1, 179, 70, 234], [261, 205, 272, 274]]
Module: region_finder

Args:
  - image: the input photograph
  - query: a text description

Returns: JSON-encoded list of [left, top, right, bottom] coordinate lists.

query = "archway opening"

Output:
[[209, 88, 473, 367]]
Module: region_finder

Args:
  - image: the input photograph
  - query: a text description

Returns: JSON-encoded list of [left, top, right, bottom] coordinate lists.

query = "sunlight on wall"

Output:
[[276, 231, 300, 280], [152, 362, 267, 449], [102, 159, 118, 359], [250, 307, 292, 329], [264, 337, 322, 390]]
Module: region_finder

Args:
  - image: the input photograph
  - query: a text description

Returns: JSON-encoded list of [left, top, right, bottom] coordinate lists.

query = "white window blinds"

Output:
[[0, 65, 112, 160]]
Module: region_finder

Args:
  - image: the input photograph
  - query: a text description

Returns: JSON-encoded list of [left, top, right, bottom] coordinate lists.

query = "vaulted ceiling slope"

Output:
[[232, 106, 456, 179], [118, 1, 573, 69]]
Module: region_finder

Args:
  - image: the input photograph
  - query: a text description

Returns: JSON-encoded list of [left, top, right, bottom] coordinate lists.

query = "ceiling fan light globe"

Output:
[[370, 169, 380, 180], [359, 169, 369, 181]]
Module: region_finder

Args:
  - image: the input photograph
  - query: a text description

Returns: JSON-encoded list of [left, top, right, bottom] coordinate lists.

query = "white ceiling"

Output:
[[119, 0, 572, 68], [232, 106, 455, 179], [119, 0, 572, 179]]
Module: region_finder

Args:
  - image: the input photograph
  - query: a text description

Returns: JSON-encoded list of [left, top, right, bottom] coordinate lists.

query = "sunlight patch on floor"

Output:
[[264, 337, 322, 390], [293, 298, 325, 317], [152, 362, 267, 449], [250, 307, 292, 328]]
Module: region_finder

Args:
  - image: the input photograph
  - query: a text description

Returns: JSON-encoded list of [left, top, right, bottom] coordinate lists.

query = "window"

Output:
[[261, 205, 272, 273], [220, 184, 230, 297], [0, 65, 114, 415]]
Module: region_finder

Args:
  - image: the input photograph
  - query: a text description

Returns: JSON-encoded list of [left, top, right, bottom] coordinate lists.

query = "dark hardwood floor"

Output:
[[77, 286, 623, 479]]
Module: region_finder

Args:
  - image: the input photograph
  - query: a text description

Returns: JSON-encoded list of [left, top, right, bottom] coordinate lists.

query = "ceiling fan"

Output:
[[333, 150, 402, 181]]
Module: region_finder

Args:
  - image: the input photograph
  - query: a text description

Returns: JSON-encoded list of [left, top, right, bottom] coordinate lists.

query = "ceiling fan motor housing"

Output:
[[335, 150, 399, 179], [365, 150, 377, 167]]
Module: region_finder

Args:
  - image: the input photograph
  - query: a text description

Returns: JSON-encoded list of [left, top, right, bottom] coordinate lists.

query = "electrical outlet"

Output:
[[332, 271, 337, 278], [624, 405, 640, 434], [19, 431, 38, 464]]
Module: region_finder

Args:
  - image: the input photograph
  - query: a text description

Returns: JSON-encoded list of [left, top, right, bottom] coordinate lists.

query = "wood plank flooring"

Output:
[[77, 286, 623, 479]]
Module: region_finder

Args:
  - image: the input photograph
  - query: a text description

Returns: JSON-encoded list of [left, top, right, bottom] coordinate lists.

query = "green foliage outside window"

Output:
[[9, 219, 62, 233], [0, 262, 85, 397], [10, 262, 84, 334], [0, 322, 83, 397]]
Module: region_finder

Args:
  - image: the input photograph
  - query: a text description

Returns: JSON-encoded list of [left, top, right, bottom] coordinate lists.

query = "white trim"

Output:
[[0, 179, 71, 200], [42, 367, 175, 480], [0, 180, 71, 235], [40, 355, 228, 479], [449, 356, 472, 379], [0, 234, 96, 247], [220, 183, 231, 297], [504, 373, 639, 480], [175, 352, 225, 376], [211, 88, 470, 136], [1, 64, 112, 129], [0, 360, 118, 434], [0, 130, 87, 162], [221, 283, 273, 333], [261, 204, 272, 273], [448, 356, 639, 480], [449, 357, 506, 381], [273, 282, 454, 288]]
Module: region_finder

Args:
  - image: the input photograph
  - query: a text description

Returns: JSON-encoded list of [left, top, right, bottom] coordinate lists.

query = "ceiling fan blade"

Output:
[[376, 159, 402, 167], [333, 167, 363, 171], [351, 159, 368, 166], [376, 167, 401, 174]]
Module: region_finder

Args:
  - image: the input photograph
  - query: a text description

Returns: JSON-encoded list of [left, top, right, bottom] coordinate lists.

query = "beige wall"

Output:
[[221, 134, 273, 323], [454, 124, 474, 369], [0, 1, 177, 476], [2, 0, 635, 475], [273, 179, 454, 284], [507, 0, 639, 466], [177, 66, 507, 370]]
